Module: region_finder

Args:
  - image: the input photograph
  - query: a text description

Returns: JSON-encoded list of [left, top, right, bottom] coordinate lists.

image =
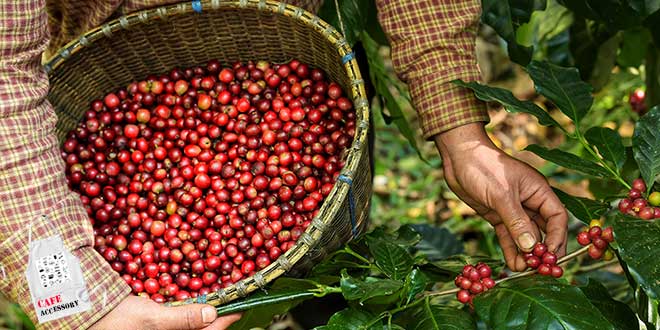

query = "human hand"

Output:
[[434, 123, 568, 271], [90, 295, 241, 330]]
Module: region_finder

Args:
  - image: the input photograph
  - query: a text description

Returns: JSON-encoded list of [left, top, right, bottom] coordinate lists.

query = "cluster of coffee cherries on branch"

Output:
[[61, 59, 355, 302], [522, 243, 563, 278], [618, 178, 660, 220], [454, 263, 496, 304], [577, 220, 614, 261]]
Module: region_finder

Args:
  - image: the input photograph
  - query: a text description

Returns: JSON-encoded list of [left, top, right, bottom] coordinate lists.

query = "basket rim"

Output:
[[45, 0, 371, 306]]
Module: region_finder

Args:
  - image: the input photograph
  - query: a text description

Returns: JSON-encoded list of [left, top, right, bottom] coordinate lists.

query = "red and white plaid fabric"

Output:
[[1, 1, 487, 328]]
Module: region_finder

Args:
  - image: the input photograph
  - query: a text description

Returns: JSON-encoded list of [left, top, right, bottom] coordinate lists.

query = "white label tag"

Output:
[[26, 235, 92, 323]]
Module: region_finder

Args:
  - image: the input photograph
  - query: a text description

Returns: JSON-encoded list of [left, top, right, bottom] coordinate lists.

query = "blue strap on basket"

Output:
[[192, 0, 202, 13], [196, 294, 207, 304], [337, 174, 358, 237], [341, 52, 355, 64]]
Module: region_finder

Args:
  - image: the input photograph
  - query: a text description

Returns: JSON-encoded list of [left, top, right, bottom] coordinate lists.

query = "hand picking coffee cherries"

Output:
[[577, 220, 614, 260], [523, 243, 563, 278], [454, 263, 496, 304], [618, 178, 660, 220]]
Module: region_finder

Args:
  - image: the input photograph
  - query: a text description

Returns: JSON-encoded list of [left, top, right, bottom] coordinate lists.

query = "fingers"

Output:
[[522, 185, 569, 255], [153, 304, 218, 330], [202, 313, 242, 330], [494, 224, 528, 272], [537, 192, 568, 255], [523, 208, 547, 232], [493, 196, 540, 253]]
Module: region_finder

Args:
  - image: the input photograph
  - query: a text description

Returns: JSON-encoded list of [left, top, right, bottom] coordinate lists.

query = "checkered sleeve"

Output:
[[0, 1, 130, 329], [376, 0, 489, 139]]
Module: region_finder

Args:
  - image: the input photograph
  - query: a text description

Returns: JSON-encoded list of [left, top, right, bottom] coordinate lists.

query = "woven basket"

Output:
[[46, 0, 372, 307]]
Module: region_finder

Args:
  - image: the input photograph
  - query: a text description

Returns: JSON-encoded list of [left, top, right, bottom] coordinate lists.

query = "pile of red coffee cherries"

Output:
[[61, 59, 355, 302]]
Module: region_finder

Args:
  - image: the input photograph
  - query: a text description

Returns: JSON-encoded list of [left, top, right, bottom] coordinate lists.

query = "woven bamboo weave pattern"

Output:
[[46, 0, 372, 306]]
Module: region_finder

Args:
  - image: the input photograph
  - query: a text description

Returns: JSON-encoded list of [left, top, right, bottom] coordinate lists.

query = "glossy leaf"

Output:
[[481, 0, 545, 64], [403, 268, 428, 304], [367, 237, 414, 280], [454, 80, 563, 129], [611, 212, 660, 299], [527, 61, 593, 126], [521, 0, 574, 67], [310, 258, 368, 277], [473, 276, 615, 330], [525, 144, 612, 178], [633, 106, 660, 192], [580, 279, 639, 330], [552, 188, 609, 224], [585, 127, 626, 169], [365, 225, 422, 248], [411, 302, 476, 330], [340, 270, 403, 303], [315, 308, 382, 330], [226, 279, 318, 329], [394, 224, 423, 246], [409, 224, 463, 261]]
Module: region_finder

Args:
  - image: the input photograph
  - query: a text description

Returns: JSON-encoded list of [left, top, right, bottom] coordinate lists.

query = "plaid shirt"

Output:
[[0, 0, 486, 329]]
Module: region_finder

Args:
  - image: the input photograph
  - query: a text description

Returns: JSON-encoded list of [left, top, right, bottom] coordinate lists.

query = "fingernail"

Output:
[[202, 306, 216, 324], [517, 232, 536, 250]]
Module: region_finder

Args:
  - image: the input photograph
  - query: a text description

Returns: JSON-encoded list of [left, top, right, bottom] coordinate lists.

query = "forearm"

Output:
[[375, 0, 489, 139], [0, 0, 129, 328]]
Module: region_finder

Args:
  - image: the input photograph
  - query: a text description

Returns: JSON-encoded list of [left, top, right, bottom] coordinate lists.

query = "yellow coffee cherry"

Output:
[[589, 219, 603, 228], [603, 249, 614, 261]]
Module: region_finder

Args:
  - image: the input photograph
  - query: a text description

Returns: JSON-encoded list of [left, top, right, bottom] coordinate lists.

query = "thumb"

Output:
[[153, 304, 217, 330], [494, 200, 538, 252]]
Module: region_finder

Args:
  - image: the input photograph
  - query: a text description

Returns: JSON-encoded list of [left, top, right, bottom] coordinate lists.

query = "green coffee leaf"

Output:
[[394, 224, 422, 246], [527, 61, 593, 127], [225, 278, 318, 329], [580, 279, 639, 330], [340, 270, 403, 303], [410, 302, 476, 330], [410, 224, 463, 261], [525, 144, 612, 178], [473, 276, 615, 330], [633, 106, 660, 193], [481, 0, 545, 64], [552, 188, 610, 224], [403, 268, 428, 304], [367, 237, 414, 280], [586, 127, 626, 170], [365, 225, 422, 248], [315, 308, 382, 330], [454, 80, 562, 129], [611, 212, 660, 299]]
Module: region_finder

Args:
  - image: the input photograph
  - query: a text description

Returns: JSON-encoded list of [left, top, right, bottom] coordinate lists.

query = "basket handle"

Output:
[[333, 0, 347, 38]]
